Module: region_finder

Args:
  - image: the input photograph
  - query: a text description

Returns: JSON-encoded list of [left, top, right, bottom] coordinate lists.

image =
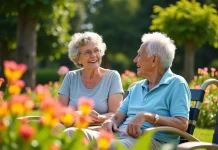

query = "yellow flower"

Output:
[[78, 97, 94, 115], [60, 113, 74, 127], [211, 84, 217, 90], [4, 60, 27, 82], [41, 114, 59, 127], [97, 129, 114, 150], [8, 80, 25, 95], [213, 96, 218, 103], [75, 115, 89, 129], [0, 102, 9, 117], [11, 103, 25, 115], [8, 85, 22, 95], [0, 78, 4, 87]]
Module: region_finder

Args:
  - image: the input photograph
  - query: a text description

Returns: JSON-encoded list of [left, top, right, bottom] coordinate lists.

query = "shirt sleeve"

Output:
[[169, 83, 191, 119], [58, 72, 71, 97], [109, 70, 124, 96], [118, 89, 131, 114]]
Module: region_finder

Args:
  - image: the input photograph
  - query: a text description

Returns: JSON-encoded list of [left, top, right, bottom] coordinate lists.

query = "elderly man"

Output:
[[65, 32, 191, 150]]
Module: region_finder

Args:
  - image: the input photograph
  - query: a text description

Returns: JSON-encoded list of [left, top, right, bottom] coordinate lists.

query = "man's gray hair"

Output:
[[141, 32, 176, 69]]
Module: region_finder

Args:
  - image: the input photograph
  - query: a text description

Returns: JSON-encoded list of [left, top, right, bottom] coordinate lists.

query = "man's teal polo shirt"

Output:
[[118, 68, 191, 143]]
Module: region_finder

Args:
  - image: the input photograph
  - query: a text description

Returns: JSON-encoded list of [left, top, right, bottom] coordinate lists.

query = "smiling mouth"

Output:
[[89, 61, 98, 63]]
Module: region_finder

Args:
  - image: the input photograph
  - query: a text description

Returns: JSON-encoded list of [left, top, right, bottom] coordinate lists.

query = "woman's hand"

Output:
[[88, 110, 100, 123]]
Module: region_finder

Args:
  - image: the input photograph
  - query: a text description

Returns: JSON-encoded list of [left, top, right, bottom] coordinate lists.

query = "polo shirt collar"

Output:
[[141, 68, 174, 88]]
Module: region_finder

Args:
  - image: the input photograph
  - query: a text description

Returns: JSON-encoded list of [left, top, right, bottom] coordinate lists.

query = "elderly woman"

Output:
[[58, 31, 123, 126], [66, 32, 191, 150]]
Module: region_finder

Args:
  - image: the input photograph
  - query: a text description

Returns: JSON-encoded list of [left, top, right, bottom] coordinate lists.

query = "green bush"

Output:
[[121, 70, 142, 90], [189, 67, 218, 128], [36, 68, 59, 84]]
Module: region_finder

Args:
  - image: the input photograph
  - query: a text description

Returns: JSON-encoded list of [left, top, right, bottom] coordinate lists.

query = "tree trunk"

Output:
[[184, 40, 196, 83], [15, 8, 38, 89]]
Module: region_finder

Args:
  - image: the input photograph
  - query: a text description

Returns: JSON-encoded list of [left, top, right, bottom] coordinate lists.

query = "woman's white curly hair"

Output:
[[68, 31, 106, 68], [141, 32, 176, 69]]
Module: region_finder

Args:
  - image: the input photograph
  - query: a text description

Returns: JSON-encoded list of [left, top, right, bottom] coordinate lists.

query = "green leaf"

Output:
[[132, 131, 155, 150]]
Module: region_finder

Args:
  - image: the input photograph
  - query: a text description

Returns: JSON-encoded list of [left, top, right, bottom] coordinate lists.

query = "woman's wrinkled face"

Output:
[[133, 43, 155, 78], [78, 42, 102, 69]]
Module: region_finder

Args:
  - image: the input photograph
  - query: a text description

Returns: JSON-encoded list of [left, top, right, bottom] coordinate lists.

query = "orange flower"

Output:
[[78, 97, 94, 115], [197, 68, 202, 75], [4, 60, 27, 82], [11, 102, 25, 115], [203, 100, 210, 105], [49, 143, 60, 150], [211, 84, 217, 90], [0, 101, 9, 117], [121, 74, 127, 79], [75, 115, 89, 129], [54, 82, 59, 88], [25, 87, 32, 94], [82, 137, 89, 146], [10, 95, 34, 115], [0, 119, 8, 132], [0, 78, 4, 87], [194, 85, 201, 89], [19, 124, 35, 141], [97, 129, 114, 150], [125, 70, 136, 77], [211, 68, 216, 72], [35, 84, 50, 102], [60, 107, 75, 127], [193, 76, 197, 81], [40, 114, 59, 127], [213, 96, 218, 103], [8, 80, 25, 95], [40, 98, 61, 115]]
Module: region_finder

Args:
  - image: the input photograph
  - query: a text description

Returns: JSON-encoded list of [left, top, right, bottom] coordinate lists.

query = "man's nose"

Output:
[[133, 57, 137, 63]]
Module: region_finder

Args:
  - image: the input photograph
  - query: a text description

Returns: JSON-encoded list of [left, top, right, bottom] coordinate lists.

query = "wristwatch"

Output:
[[153, 114, 159, 124]]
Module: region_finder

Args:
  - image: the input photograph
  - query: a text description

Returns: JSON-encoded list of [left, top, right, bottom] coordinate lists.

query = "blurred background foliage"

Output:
[[0, 0, 218, 85]]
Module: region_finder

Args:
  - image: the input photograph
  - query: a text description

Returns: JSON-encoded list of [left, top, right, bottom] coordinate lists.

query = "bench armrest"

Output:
[[177, 141, 218, 150], [144, 126, 200, 142]]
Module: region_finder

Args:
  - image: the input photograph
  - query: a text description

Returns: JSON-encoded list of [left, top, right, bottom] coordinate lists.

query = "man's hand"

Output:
[[127, 112, 145, 138], [101, 119, 118, 133]]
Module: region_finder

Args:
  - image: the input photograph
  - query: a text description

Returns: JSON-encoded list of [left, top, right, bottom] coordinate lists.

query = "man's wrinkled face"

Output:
[[133, 43, 155, 77]]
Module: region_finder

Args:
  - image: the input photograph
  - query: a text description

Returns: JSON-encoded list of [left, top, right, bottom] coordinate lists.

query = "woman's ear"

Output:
[[77, 57, 81, 65]]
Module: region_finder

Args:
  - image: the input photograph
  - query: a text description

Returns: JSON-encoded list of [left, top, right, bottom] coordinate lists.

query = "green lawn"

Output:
[[193, 127, 214, 142]]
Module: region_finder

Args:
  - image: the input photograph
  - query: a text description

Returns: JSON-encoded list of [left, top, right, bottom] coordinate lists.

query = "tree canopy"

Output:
[[150, 0, 218, 82], [0, 0, 76, 88]]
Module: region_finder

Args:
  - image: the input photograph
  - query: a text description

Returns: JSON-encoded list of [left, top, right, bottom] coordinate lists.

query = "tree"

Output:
[[0, 15, 16, 79], [83, 0, 177, 72], [150, 0, 218, 82], [0, 0, 75, 88]]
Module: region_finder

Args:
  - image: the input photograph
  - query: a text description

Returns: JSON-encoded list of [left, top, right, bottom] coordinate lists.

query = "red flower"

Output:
[[19, 124, 35, 140]]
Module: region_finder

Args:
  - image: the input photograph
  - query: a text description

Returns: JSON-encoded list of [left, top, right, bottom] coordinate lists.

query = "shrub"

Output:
[[121, 70, 142, 90], [189, 67, 218, 128]]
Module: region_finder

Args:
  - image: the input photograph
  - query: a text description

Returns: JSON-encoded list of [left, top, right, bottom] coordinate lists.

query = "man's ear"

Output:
[[152, 55, 159, 67]]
